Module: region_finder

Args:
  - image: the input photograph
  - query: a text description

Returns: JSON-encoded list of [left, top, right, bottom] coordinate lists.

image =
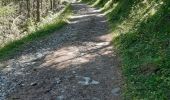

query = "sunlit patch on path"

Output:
[[0, 3, 122, 100]]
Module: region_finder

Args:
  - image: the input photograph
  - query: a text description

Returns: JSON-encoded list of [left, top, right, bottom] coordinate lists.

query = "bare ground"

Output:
[[0, 3, 122, 100]]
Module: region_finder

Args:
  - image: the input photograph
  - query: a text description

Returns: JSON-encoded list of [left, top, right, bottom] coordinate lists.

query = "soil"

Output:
[[0, 3, 122, 100]]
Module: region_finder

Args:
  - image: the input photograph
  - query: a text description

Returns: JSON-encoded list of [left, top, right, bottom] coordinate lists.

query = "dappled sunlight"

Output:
[[42, 46, 80, 69], [95, 33, 113, 42], [69, 14, 97, 19], [104, 3, 119, 15], [68, 14, 103, 24], [67, 3, 105, 24], [89, 9, 101, 13], [41, 41, 113, 70], [92, 0, 101, 7], [107, 0, 170, 98], [68, 12, 104, 24], [112, 0, 165, 37], [39, 7, 67, 27], [100, 0, 113, 11], [68, 17, 92, 24], [0, 3, 123, 99], [0, 1, 70, 48]]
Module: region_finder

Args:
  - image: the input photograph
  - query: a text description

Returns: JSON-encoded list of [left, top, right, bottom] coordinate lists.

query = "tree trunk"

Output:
[[36, 0, 40, 22], [50, 0, 53, 10], [26, 0, 30, 18]]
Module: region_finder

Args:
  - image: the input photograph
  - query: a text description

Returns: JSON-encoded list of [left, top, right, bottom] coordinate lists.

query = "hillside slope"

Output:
[[82, 0, 170, 99]]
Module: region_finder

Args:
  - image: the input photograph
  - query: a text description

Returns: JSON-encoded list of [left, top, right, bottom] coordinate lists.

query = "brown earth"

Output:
[[0, 3, 122, 100]]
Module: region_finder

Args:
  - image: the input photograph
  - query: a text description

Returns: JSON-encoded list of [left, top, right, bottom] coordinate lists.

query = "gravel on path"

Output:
[[0, 3, 122, 100]]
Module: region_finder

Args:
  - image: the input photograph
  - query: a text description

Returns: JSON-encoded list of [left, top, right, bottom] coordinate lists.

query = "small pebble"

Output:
[[111, 87, 120, 96], [30, 82, 37, 86], [72, 71, 76, 74], [56, 78, 62, 84], [91, 80, 100, 85], [57, 95, 64, 100]]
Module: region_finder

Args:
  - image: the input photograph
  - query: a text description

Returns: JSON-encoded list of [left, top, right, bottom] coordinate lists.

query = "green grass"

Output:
[[0, 4, 72, 61], [82, 0, 170, 99], [0, 5, 15, 16], [81, 0, 96, 5]]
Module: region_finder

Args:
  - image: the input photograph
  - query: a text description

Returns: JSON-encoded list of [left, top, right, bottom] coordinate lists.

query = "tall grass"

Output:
[[82, 0, 170, 99]]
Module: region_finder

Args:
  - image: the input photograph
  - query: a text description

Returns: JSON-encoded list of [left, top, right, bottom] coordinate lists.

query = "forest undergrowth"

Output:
[[0, 0, 72, 61]]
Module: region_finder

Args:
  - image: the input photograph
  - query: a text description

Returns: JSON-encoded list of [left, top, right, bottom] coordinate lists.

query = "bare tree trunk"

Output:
[[36, 0, 40, 22], [50, 0, 53, 10], [53, 0, 56, 10], [26, 0, 30, 18]]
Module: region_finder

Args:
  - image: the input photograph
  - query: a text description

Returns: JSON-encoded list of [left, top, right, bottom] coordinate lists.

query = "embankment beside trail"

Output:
[[81, 0, 170, 99]]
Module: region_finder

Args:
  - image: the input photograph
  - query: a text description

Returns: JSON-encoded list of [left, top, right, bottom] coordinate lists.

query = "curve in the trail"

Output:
[[0, 3, 122, 100]]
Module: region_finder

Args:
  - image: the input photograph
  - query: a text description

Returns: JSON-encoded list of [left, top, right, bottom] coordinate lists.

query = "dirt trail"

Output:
[[0, 3, 122, 100]]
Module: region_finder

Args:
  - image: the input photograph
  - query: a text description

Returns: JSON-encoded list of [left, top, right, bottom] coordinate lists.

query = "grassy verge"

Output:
[[82, 0, 170, 99], [0, 4, 72, 61]]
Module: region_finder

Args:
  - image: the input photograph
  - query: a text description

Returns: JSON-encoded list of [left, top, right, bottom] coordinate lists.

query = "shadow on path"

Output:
[[0, 3, 122, 100]]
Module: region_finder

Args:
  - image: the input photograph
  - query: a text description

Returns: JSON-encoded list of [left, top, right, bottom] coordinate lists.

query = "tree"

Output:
[[36, 0, 40, 22], [26, 0, 30, 18]]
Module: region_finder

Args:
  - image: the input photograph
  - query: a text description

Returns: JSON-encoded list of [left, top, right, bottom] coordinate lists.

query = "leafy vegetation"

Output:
[[81, 0, 170, 99], [0, 0, 70, 47], [0, 5, 15, 16], [0, 4, 72, 61]]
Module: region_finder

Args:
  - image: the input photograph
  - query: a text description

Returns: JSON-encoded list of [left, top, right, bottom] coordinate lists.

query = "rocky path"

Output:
[[0, 3, 122, 100]]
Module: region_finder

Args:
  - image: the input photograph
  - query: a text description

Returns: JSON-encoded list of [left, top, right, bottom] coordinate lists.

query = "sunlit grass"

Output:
[[111, 0, 170, 99], [100, 0, 113, 11], [111, 0, 164, 38], [0, 5, 15, 16], [0, 4, 72, 61], [91, 0, 101, 7], [82, 0, 170, 99], [103, 3, 119, 16]]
